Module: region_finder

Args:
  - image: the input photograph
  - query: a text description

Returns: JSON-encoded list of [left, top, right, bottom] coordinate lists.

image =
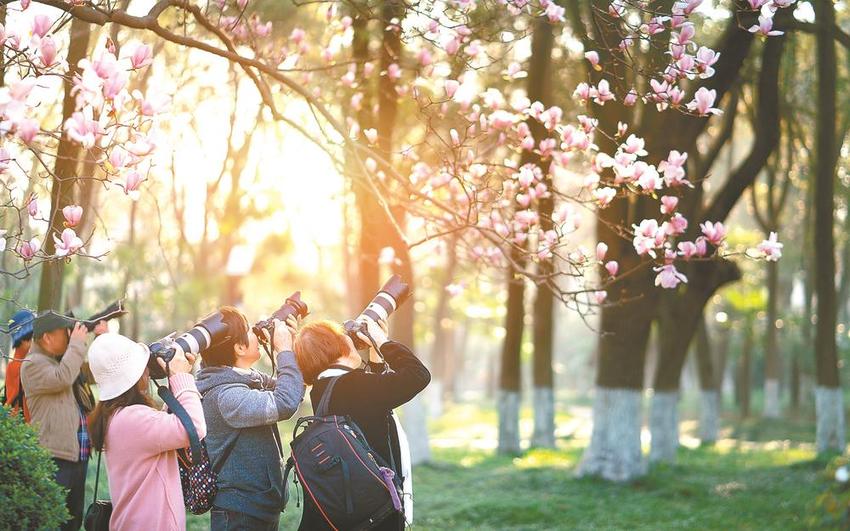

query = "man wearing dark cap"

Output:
[[21, 311, 106, 531], [4, 309, 35, 421]]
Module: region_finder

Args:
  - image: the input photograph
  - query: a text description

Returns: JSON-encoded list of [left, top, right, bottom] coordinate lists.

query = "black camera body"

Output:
[[147, 312, 231, 379], [252, 291, 309, 350], [344, 275, 410, 351]]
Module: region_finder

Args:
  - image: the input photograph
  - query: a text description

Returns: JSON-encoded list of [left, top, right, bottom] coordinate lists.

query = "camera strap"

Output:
[[156, 380, 203, 464]]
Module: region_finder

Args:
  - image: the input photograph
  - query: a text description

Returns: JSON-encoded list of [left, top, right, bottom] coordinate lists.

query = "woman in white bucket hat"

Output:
[[88, 333, 206, 530]]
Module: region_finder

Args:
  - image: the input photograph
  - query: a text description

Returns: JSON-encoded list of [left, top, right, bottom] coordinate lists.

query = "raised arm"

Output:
[[218, 350, 305, 429], [21, 337, 85, 395]]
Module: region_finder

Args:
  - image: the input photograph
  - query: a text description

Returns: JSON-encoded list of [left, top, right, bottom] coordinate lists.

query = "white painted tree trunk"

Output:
[[699, 390, 719, 445], [428, 379, 444, 419], [649, 391, 679, 464], [531, 386, 555, 448], [815, 386, 846, 453], [401, 393, 431, 465], [577, 388, 645, 482], [763, 379, 780, 418], [497, 390, 521, 454]]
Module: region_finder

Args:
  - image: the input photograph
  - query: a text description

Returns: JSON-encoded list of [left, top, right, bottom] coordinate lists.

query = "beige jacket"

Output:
[[20, 338, 86, 462]]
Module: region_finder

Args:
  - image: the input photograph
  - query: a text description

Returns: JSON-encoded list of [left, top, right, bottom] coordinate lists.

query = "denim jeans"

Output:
[[53, 458, 88, 531], [210, 508, 279, 531]]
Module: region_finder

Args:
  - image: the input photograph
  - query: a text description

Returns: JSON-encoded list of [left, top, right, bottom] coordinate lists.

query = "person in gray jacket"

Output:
[[195, 306, 305, 531]]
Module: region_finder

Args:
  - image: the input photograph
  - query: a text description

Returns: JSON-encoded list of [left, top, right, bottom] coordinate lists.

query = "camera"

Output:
[[252, 291, 310, 352], [344, 275, 411, 350], [147, 312, 231, 379]]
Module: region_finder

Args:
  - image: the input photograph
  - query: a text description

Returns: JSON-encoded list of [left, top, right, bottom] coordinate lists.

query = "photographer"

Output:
[[293, 318, 431, 531], [20, 311, 107, 531], [195, 306, 305, 531], [4, 309, 34, 421], [88, 333, 206, 530]]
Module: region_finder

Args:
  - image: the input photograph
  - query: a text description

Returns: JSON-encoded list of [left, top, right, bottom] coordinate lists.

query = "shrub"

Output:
[[0, 407, 69, 529]]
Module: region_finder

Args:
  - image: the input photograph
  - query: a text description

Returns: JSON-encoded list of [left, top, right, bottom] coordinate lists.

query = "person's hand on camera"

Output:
[[70, 322, 87, 343], [93, 320, 108, 336], [272, 315, 298, 352], [158, 344, 193, 374], [356, 319, 389, 349]]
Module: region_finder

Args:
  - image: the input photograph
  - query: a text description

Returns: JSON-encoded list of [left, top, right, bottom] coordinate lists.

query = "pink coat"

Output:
[[104, 373, 207, 530]]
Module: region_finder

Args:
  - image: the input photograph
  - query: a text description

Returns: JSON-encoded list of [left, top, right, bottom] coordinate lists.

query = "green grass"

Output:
[[81, 403, 830, 530]]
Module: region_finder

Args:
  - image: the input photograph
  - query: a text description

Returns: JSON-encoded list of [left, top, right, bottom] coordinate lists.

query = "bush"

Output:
[[806, 455, 850, 528], [0, 407, 69, 529]]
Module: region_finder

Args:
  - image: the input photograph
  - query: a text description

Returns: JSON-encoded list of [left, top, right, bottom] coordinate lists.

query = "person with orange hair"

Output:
[[293, 318, 430, 530]]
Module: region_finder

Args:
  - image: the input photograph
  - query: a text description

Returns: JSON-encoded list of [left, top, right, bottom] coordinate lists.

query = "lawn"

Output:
[[82, 402, 831, 530]]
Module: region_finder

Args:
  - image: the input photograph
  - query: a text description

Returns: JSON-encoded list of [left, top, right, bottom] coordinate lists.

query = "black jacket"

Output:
[[299, 340, 430, 531]]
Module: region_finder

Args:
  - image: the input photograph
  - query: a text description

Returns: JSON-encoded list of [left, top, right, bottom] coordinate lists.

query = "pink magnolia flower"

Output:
[[545, 2, 565, 22], [290, 28, 306, 45], [636, 164, 663, 191], [687, 87, 722, 116], [26, 195, 38, 218], [129, 43, 153, 69], [660, 196, 679, 214], [594, 290, 608, 304], [749, 15, 783, 37], [585, 51, 601, 71], [633, 219, 662, 258], [700, 221, 727, 246], [695, 46, 720, 78], [593, 187, 617, 207], [123, 170, 145, 198], [592, 79, 616, 105], [387, 63, 401, 80], [596, 242, 608, 261], [695, 237, 708, 257], [16, 119, 38, 144], [664, 213, 689, 235], [449, 128, 461, 147], [32, 14, 52, 38], [19, 238, 39, 260], [62, 205, 83, 227], [364, 128, 378, 144], [621, 134, 648, 156], [747, 0, 770, 9], [623, 89, 639, 106], [605, 260, 619, 277], [678, 241, 699, 260], [53, 228, 83, 257], [655, 263, 688, 289], [756, 231, 783, 261], [573, 82, 592, 103], [39, 36, 58, 68], [64, 109, 102, 149], [445, 79, 459, 99]]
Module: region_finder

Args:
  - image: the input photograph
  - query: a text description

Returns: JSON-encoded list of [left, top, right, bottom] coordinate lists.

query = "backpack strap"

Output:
[[157, 383, 202, 464], [315, 376, 342, 417], [211, 429, 241, 475]]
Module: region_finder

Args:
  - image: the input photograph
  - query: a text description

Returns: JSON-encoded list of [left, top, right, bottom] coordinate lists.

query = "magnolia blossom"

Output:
[[54, 228, 83, 257], [585, 51, 601, 71], [27, 195, 39, 217], [364, 128, 378, 144], [700, 221, 727, 246], [596, 242, 608, 261], [678, 241, 699, 260], [64, 109, 103, 149], [19, 238, 39, 260], [62, 205, 83, 227], [605, 261, 619, 277], [594, 290, 608, 304], [632, 219, 664, 258], [687, 87, 722, 116], [654, 263, 688, 289], [756, 231, 783, 261], [749, 15, 783, 37], [660, 196, 679, 214]]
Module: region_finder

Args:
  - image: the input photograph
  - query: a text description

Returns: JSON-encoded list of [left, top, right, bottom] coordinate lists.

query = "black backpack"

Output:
[[283, 376, 403, 530]]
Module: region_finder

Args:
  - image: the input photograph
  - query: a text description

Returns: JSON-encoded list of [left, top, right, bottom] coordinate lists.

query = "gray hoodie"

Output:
[[195, 350, 304, 522]]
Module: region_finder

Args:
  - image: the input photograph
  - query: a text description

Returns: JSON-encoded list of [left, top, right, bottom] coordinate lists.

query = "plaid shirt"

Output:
[[78, 406, 90, 461]]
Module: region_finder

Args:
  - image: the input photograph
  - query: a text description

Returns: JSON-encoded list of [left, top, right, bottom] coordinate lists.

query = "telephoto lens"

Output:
[[344, 275, 411, 350], [147, 311, 231, 379], [252, 291, 309, 349]]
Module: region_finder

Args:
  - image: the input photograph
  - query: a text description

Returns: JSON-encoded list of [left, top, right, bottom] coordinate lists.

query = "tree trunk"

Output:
[[526, 9, 556, 450], [37, 17, 92, 311], [814, 0, 844, 453], [763, 259, 781, 418], [498, 261, 525, 455], [430, 236, 459, 419], [737, 321, 753, 419], [695, 317, 719, 444]]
